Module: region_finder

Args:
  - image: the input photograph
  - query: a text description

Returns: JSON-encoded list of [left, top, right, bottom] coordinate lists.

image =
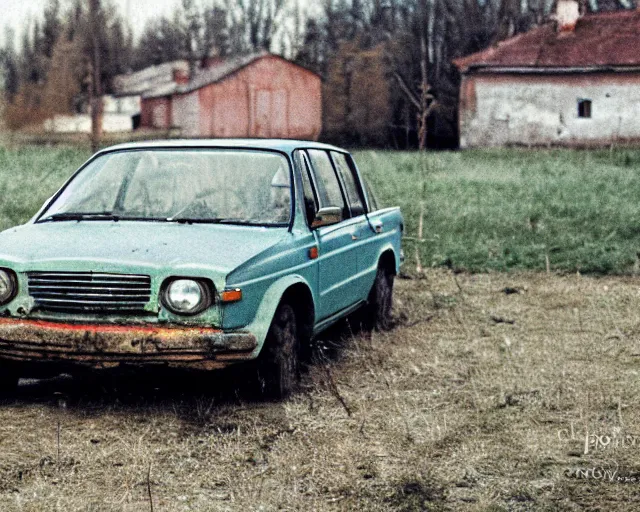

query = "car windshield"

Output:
[[40, 149, 292, 225]]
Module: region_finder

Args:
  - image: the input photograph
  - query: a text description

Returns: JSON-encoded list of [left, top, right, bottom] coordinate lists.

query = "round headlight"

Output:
[[162, 279, 211, 315], [0, 269, 17, 305]]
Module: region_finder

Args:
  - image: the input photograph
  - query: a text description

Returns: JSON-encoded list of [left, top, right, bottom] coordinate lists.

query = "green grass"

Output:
[[3, 145, 640, 274], [356, 148, 640, 274], [0, 146, 89, 231]]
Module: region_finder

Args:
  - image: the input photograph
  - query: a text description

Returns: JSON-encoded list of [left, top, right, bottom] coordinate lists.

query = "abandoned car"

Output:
[[0, 140, 403, 397]]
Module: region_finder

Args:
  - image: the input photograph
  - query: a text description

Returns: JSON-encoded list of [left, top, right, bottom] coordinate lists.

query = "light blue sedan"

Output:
[[0, 140, 403, 397]]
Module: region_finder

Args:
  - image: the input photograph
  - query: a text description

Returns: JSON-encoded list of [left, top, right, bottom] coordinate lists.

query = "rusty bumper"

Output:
[[0, 317, 258, 370]]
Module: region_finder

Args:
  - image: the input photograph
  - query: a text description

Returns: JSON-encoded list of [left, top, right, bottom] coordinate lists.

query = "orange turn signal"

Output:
[[309, 246, 319, 260], [221, 288, 243, 303]]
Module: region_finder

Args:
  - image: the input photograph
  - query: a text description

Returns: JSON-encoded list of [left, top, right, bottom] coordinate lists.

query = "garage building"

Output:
[[137, 52, 322, 140]]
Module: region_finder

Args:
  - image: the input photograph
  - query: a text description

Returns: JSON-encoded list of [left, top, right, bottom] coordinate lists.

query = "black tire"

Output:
[[366, 265, 395, 331], [0, 366, 19, 395], [256, 303, 300, 399]]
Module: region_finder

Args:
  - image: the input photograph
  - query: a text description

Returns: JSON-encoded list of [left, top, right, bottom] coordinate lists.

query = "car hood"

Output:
[[0, 221, 288, 282]]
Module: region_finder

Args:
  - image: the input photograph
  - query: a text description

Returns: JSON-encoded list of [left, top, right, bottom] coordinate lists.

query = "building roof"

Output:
[[454, 9, 640, 73], [141, 52, 320, 99], [141, 52, 266, 98], [113, 60, 189, 96]]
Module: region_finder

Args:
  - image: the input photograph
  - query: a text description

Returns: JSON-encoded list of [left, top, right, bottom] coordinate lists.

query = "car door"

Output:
[[329, 150, 378, 299], [304, 149, 362, 321]]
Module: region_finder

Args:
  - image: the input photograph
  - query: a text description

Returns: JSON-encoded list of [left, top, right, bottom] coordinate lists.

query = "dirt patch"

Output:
[[0, 269, 639, 509]]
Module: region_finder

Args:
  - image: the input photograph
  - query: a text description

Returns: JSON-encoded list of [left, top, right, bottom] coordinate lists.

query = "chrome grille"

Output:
[[27, 272, 151, 313]]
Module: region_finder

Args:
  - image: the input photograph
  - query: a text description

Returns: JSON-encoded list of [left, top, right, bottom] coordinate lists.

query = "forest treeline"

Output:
[[0, 0, 632, 148]]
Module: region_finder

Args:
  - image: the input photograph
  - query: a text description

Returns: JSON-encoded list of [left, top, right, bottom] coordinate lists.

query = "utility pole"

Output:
[[89, 0, 103, 153]]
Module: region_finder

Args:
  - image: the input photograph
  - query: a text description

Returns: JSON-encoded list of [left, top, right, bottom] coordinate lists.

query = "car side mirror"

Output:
[[311, 206, 342, 228]]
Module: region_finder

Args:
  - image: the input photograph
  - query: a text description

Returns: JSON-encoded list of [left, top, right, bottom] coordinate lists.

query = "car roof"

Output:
[[99, 139, 348, 155]]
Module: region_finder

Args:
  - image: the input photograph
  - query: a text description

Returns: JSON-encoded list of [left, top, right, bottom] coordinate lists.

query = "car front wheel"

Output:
[[256, 302, 300, 399], [0, 366, 19, 395]]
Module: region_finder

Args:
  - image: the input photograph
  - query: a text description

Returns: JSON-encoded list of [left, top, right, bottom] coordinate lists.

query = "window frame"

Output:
[[295, 150, 320, 227], [36, 147, 297, 230], [337, 151, 378, 214], [577, 98, 592, 119]]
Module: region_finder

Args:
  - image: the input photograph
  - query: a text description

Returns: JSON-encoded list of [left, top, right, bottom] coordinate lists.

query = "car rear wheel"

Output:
[[366, 265, 395, 331], [256, 302, 300, 399]]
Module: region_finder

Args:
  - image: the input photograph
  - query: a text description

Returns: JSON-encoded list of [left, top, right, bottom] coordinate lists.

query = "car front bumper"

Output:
[[0, 317, 258, 370]]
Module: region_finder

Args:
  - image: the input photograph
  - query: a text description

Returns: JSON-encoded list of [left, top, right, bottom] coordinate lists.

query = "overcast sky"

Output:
[[1, 0, 316, 48], [1, 0, 183, 46]]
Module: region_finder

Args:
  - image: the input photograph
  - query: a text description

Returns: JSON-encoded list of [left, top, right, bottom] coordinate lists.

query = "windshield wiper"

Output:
[[39, 211, 122, 223], [167, 217, 228, 224], [167, 217, 286, 226], [39, 212, 172, 223]]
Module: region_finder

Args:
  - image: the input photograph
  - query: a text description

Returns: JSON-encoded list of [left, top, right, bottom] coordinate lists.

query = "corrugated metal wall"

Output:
[[141, 97, 172, 129], [141, 55, 322, 140], [202, 55, 321, 140]]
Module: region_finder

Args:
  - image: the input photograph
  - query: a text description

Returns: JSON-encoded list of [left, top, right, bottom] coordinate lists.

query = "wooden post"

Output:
[[415, 152, 428, 274], [89, 0, 103, 153]]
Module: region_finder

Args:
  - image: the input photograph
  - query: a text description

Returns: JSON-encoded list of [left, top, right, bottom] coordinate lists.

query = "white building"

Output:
[[454, 3, 640, 148], [43, 94, 141, 134]]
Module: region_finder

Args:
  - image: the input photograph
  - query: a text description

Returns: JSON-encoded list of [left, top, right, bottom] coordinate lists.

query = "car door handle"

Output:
[[351, 234, 358, 240]]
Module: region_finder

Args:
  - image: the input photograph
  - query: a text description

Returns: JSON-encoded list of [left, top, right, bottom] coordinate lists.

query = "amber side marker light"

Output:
[[221, 288, 243, 303], [309, 246, 319, 260]]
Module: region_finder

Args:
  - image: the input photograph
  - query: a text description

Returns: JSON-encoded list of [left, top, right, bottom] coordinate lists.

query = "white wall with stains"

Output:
[[460, 73, 640, 148], [43, 114, 134, 133]]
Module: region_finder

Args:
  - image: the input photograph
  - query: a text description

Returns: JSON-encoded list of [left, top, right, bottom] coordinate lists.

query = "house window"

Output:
[[578, 99, 592, 118]]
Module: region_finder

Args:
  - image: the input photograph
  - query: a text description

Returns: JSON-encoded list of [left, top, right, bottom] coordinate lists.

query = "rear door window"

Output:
[[363, 179, 379, 211], [331, 152, 366, 216]]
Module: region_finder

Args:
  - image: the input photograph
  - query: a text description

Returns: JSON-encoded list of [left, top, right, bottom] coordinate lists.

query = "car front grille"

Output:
[[27, 272, 152, 313]]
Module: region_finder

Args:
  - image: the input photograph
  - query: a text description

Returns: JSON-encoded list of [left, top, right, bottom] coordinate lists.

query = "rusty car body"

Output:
[[0, 139, 403, 396]]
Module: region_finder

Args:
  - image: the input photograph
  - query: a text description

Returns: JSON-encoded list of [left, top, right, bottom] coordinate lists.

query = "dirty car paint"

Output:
[[0, 317, 256, 369]]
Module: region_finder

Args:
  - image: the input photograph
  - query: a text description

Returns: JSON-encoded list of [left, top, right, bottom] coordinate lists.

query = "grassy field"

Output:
[[0, 146, 89, 231], [3, 145, 640, 273], [358, 148, 640, 274]]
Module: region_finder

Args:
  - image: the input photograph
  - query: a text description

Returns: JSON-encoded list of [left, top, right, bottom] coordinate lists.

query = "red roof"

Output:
[[454, 9, 640, 72]]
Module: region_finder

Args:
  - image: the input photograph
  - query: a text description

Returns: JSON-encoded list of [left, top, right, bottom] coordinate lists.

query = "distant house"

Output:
[[113, 60, 189, 130], [42, 64, 169, 134], [43, 95, 140, 134], [114, 60, 190, 98], [115, 52, 322, 140], [454, 2, 640, 148]]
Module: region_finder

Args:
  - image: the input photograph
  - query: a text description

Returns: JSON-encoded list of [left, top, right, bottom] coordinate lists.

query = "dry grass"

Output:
[[0, 270, 639, 510]]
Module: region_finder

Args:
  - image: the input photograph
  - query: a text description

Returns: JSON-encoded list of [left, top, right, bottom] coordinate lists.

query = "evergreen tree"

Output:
[[182, 0, 203, 76], [42, 0, 62, 59], [1, 27, 20, 101], [202, 6, 230, 59], [295, 19, 323, 73]]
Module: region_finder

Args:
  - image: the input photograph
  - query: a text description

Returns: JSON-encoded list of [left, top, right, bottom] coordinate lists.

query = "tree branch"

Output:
[[393, 71, 420, 109]]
